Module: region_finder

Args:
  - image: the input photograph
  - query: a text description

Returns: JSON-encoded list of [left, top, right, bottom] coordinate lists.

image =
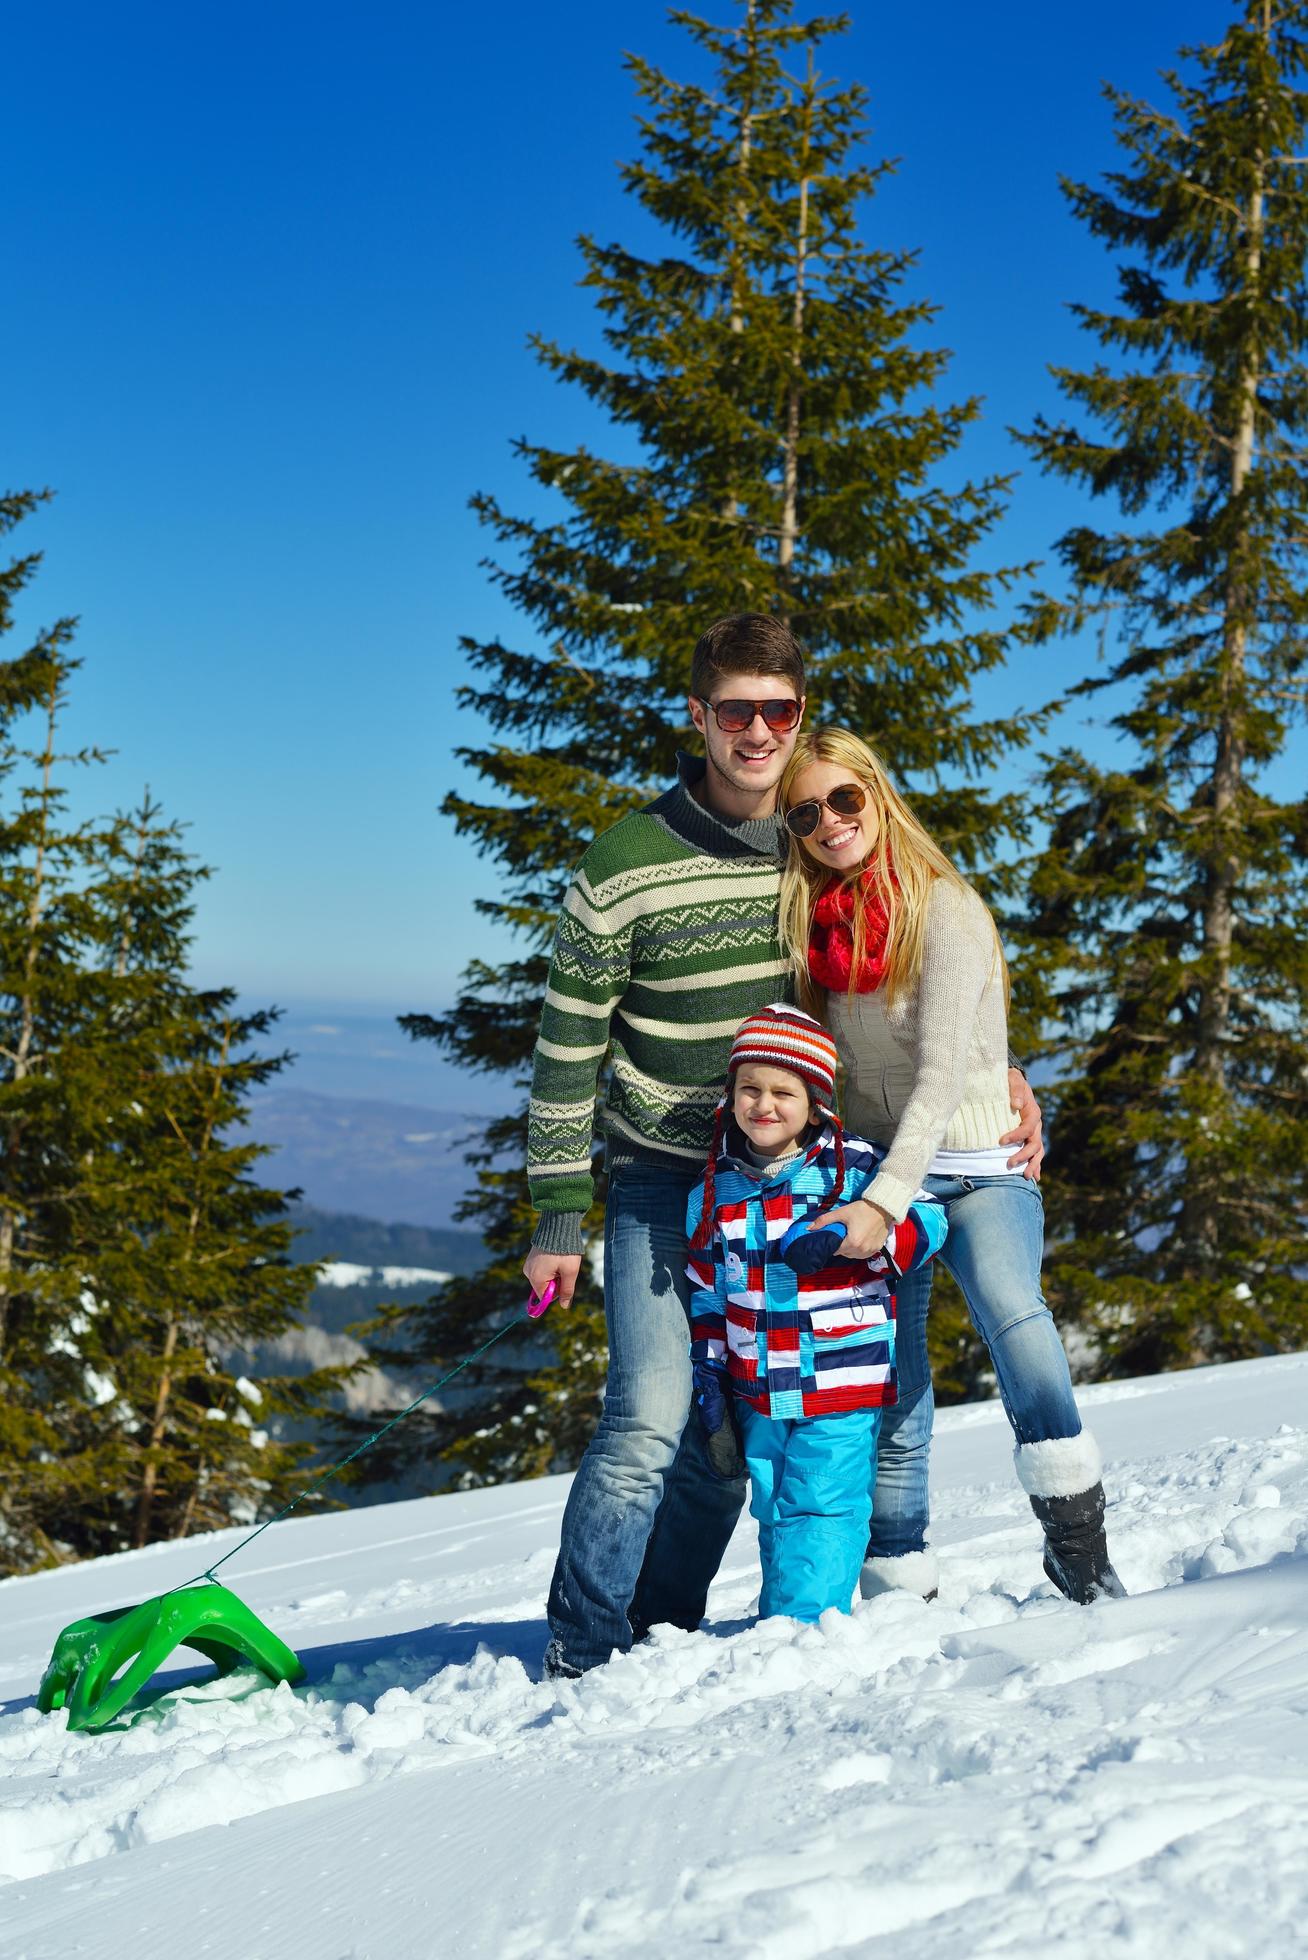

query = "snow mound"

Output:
[[1, 1354, 1307, 1956]]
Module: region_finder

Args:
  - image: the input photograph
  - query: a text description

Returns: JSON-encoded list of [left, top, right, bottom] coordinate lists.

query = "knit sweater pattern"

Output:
[[528, 755, 790, 1256], [826, 879, 1019, 1226]]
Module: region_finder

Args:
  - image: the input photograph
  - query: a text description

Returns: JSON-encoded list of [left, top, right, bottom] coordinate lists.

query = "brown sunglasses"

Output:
[[784, 782, 867, 838], [694, 695, 802, 733]]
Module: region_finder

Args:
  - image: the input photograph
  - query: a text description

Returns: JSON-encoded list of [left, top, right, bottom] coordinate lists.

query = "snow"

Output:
[[2, 1352, 1307, 1956], [316, 1261, 450, 1290], [315, 1260, 374, 1288], [377, 1265, 450, 1290]]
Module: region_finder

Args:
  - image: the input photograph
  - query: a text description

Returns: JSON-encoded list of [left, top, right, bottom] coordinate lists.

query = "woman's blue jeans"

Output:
[[868, 1173, 1083, 1560], [545, 1162, 747, 1673]]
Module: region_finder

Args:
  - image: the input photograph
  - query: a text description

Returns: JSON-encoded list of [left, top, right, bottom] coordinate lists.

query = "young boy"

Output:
[[687, 1005, 947, 1623]]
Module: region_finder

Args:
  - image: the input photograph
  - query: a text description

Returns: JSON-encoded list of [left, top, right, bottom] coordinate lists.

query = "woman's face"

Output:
[[786, 759, 878, 874]]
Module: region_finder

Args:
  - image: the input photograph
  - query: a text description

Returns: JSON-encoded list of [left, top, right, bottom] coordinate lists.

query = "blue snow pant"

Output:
[[738, 1403, 883, 1622]]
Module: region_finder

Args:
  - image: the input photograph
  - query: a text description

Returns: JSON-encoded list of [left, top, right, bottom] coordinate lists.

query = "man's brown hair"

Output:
[[690, 613, 807, 702]]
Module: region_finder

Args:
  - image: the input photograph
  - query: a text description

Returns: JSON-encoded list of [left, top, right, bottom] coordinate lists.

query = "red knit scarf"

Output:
[[808, 867, 896, 994]]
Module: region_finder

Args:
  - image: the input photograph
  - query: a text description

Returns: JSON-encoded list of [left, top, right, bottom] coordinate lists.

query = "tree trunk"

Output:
[[133, 1314, 179, 1548], [778, 52, 814, 580], [1186, 23, 1267, 1267], [723, 0, 756, 525], [1194, 160, 1263, 1091], [134, 1023, 231, 1548], [114, 800, 152, 979]]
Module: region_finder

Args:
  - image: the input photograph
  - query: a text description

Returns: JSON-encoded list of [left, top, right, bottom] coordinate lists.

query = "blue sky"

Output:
[[6, 0, 1299, 1054]]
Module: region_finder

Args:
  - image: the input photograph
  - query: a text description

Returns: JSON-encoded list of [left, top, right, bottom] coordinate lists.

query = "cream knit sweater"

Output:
[[826, 878, 1018, 1224]]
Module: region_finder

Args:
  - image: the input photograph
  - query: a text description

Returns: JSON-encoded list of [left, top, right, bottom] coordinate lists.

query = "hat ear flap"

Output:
[[815, 1117, 846, 1218], [691, 1101, 727, 1249]]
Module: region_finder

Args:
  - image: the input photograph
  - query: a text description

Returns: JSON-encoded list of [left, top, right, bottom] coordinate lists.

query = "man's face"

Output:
[[687, 673, 805, 805]]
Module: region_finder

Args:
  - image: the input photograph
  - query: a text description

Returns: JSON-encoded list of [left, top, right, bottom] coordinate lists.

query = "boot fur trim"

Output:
[[1013, 1430, 1102, 1500], [859, 1550, 939, 1600]]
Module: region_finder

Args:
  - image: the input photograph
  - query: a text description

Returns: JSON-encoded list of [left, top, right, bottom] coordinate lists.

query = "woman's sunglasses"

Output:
[[694, 695, 802, 733], [784, 782, 868, 838]]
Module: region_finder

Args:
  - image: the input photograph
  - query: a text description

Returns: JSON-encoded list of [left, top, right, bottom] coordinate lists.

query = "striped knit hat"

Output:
[[692, 1005, 843, 1246], [726, 1004, 838, 1107]]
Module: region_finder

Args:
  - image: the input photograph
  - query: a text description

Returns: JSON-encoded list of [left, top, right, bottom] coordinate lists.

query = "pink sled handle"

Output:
[[527, 1279, 557, 1320]]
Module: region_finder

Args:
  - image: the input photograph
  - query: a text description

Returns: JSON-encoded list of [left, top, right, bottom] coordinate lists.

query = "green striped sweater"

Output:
[[528, 755, 791, 1255]]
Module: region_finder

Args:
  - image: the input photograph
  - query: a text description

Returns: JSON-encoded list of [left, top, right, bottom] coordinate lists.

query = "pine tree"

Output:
[[1016, 0, 1308, 1377], [0, 493, 346, 1574], [377, 0, 1043, 1487], [77, 796, 351, 1558], [0, 500, 126, 1571]]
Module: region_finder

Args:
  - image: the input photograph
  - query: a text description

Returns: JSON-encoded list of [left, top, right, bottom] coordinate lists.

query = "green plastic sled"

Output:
[[38, 1583, 306, 1733]]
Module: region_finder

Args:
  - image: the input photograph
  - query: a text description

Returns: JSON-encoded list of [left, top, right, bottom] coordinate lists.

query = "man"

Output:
[[524, 614, 1040, 1675]]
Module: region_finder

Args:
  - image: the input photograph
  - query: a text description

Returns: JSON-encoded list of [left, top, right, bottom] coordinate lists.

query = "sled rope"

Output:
[[183, 1312, 530, 1590]]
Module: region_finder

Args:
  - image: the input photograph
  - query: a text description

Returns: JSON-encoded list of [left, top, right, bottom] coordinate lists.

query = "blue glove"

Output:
[[693, 1358, 728, 1433], [693, 1360, 744, 1480], [779, 1215, 848, 1274]]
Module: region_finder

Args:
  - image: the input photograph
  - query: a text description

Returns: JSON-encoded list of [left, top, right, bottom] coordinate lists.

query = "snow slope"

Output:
[[2, 1352, 1307, 1959]]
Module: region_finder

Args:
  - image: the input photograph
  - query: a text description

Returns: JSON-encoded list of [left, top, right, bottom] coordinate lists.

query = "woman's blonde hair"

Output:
[[778, 727, 1006, 1015]]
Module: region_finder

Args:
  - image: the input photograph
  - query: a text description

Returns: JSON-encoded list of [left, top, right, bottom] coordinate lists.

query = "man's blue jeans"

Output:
[[869, 1173, 1084, 1560], [545, 1162, 747, 1672]]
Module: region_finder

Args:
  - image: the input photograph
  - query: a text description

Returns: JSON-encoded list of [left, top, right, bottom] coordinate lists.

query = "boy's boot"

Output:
[[1014, 1433, 1126, 1606]]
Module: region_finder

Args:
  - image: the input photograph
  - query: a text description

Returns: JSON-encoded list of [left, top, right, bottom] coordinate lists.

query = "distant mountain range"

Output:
[[227, 1110, 506, 1502], [250, 1088, 486, 1227], [232, 1093, 500, 1483], [232, 1205, 487, 1468], [283, 1203, 482, 1342], [288, 1204, 486, 1277]]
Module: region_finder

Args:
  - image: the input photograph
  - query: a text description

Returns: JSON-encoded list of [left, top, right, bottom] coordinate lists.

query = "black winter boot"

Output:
[[1013, 1432, 1126, 1605], [1029, 1483, 1127, 1605]]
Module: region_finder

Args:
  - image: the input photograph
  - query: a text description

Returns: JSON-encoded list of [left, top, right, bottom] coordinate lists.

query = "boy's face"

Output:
[[732, 1062, 813, 1158]]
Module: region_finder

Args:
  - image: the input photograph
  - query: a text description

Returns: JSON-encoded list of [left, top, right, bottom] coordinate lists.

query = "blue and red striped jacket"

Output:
[[686, 1120, 947, 1421]]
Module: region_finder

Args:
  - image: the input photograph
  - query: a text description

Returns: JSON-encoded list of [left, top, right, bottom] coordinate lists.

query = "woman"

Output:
[[777, 726, 1123, 1605]]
